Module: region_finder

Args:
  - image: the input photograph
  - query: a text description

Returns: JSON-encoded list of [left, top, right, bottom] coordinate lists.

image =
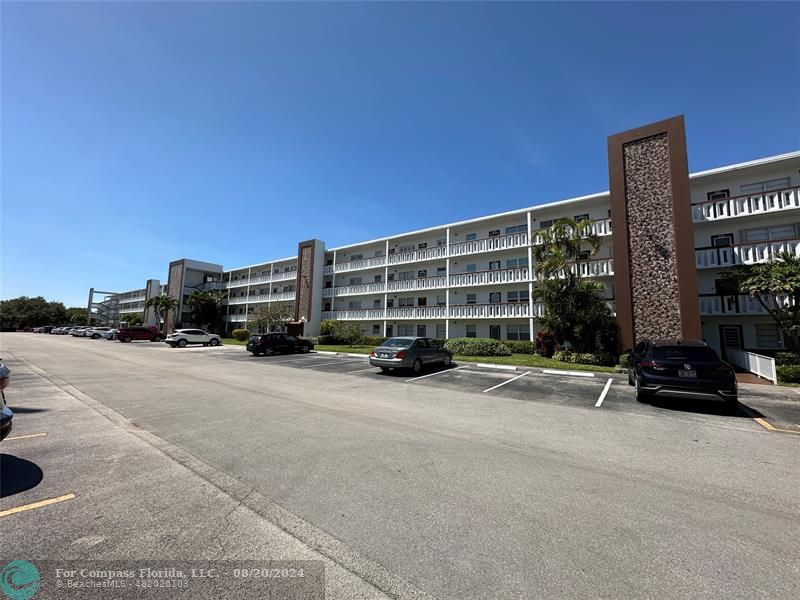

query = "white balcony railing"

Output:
[[386, 306, 448, 320], [449, 267, 529, 288], [271, 291, 296, 302], [226, 314, 249, 323], [692, 186, 800, 223], [325, 282, 387, 297], [726, 349, 777, 384], [329, 256, 386, 275], [227, 292, 295, 305], [271, 271, 298, 282], [387, 275, 448, 292], [699, 294, 794, 316], [449, 232, 529, 257], [530, 218, 613, 245], [224, 271, 296, 289], [321, 309, 386, 321], [388, 245, 448, 266], [448, 302, 532, 319], [695, 238, 800, 269]]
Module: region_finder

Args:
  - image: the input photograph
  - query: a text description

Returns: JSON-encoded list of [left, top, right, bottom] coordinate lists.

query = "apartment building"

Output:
[[92, 116, 799, 361]]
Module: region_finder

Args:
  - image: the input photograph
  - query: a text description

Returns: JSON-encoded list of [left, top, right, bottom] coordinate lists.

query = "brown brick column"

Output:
[[608, 116, 701, 349]]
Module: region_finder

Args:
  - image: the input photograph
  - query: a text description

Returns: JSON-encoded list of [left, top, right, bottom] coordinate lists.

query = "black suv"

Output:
[[246, 333, 314, 356], [628, 340, 737, 407]]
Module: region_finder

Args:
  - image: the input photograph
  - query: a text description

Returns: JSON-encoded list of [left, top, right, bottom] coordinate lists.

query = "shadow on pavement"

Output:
[[6, 407, 48, 414], [646, 397, 762, 418], [0, 454, 44, 498]]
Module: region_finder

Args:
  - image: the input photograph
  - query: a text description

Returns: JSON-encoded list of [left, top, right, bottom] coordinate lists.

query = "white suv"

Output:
[[165, 329, 222, 348]]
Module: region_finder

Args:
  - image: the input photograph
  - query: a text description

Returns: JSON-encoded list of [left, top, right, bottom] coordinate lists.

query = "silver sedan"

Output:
[[369, 337, 452, 374]]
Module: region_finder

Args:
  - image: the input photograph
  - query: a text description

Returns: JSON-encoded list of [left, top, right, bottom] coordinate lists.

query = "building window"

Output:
[[574, 214, 590, 222], [374, 250, 384, 257], [741, 178, 791, 194], [489, 229, 501, 237], [489, 325, 501, 340], [504, 224, 527, 235], [374, 274, 382, 283], [466, 294, 477, 305], [373, 299, 382, 308], [437, 266, 447, 276], [507, 291, 529, 303], [436, 238, 446, 246], [466, 324, 477, 338], [742, 224, 797, 242], [707, 189, 730, 201], [489, 292, 501, 304], [349, 277, 363, 285], [466, 233, 477, 241], [386, 299, 394, 308], [372, 324, 380, 334], [755, 324, 781, 347], [350, 254, 363, 261], [539, 219, 554, 229], [489, 261, 501, 270], [466, 264, 477, 272], [417, 297, 427, 306], [418, 270, 427, 278], [506, 257, 529, 268], [324, 303, 331, 311], [399, 297, 414, 307], [398, 324, 414, 336], [348, 301, 362, 309], [398, 244, 415, 253], [436, 324, 446, 339], [436, 295, 446, 306], [507, 324, 531, 341], [398, 271, 414, 280]]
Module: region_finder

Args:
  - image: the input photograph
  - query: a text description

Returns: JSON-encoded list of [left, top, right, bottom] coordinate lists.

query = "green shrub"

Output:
[[553, 350, 573, 363], [775, 352, 800, 366], [503, 340, 538, 355], [320, 319, 337, 336], [777, 365, 800, 383], [445, 338, 512, 357], [553, 350, 615, 366], [362, 336, 388, 346], [231, 328, 251, 341], [618, 353, 630, 368], [317, 335, 338, 345], [331, 321, 364, 346]]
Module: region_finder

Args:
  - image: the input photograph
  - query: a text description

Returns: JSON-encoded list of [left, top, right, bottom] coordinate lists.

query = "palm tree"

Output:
[[186, 289, 228, 333], [145, 295, 179, 333], [533, 217, 601, 281]]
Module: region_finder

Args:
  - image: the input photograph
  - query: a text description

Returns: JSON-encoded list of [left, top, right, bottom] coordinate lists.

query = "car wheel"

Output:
[[152, 336, 163, 343], [251, 352, 259, 357], [177, 339, 187, 348], [442, 354, 452, 367], [209, 338, 219, 346], [628, 369, 634, 386], [411, 359, 422, 375], [123, 336, 132, 343], [91, 334, 100, 339], [168, 343, 177, 348], [302, 346, 310, 353]]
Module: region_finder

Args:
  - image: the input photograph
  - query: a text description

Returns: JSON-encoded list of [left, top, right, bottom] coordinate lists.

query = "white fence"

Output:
[[726, 348, 777, 384]]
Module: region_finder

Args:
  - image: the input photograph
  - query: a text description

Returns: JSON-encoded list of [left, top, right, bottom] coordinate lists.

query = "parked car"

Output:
[[104, 329, 118, 340], [628, 340, 738, 407], [116, 325, 163, 343], [369, 337, 453, 374], [165, 329, 222, 348], [52, 326, 70, 334], [1, 360, 12, 442], [246, 333, 313, 356], [86, 327, 113, 339], [71, 326, 92, 336]]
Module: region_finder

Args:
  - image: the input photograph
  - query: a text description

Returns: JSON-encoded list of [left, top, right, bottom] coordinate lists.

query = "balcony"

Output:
[[388, 275, 448, 292], [226, 314, 248, 323], [321, 309, 386, 321], [225, 272, 296, 289], [699, 294, 794, 316], [449, 232, 528, 257], [386, 306, 448, 320], [323, 282, 387, 298], [692, 186, 800, 223], [449, 302, 532, 319], [324, 256, 386, 275], [272, 271, 298, 282], [530, 218, 613, 245], [695, 237, 800, 269], [226, 292, 295, 305], [449, 267, 529, 288], [388, 245, 448, 266]]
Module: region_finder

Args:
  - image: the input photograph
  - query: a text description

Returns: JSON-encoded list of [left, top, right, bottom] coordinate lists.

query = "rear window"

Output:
[[382, 338, 411, 347], [652, 346, 720, 362]]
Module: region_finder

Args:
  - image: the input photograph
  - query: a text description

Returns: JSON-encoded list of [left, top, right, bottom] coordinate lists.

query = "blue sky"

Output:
[[2, 1, 799, 307]]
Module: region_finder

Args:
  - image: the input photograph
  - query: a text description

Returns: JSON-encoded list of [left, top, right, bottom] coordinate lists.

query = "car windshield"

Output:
[[382, 338, 412, 347], [652, 346, 720, 362]]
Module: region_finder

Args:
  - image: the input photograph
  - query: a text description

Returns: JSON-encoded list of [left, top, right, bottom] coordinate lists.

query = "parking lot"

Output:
[[2, 333, 800, 600]]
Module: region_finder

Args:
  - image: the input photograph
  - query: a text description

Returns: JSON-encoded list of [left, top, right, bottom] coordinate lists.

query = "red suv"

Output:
[[117, 326, 164, 343]]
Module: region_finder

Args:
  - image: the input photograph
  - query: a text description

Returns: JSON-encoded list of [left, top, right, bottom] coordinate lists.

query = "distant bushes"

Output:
[[617, 353, 630, 368], [775, 352, 800, 366], [777, 365, 800, 384], [503, 341, 538, 355], [553, 350, 615, 366], [445, 338, 512, 357], [231, 328, 250, 341], [534, 331, 556, 358]]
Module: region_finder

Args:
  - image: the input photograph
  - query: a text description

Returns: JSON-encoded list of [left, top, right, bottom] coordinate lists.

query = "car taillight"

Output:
[[640, 361, 667, 371], [395, 351, 406, 359], [369, 351, 376, 358]]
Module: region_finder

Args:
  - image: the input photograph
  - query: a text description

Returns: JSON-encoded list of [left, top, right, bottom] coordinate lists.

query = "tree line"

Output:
[[0, 297, 88, 330]]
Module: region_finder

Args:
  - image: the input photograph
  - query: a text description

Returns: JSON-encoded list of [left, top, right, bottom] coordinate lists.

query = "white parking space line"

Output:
[[346, 367, 379, 374], [302, 358, 367, 369], [542, 369, 596, 378], [595, 378, 614, 407], [483, 371, 530, 393], [405, 366, 464, 383]]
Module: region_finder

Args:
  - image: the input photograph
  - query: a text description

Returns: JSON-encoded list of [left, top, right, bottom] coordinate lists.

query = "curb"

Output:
[[314, 351, 370, 359], [473, 363, 519, 372]]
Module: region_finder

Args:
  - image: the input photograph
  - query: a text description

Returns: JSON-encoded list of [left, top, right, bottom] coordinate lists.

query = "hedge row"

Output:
[[777, 365, 800, 384], [775, 352, 800, 366], [231, 328, 251, 341], [444, 338, 512, 357], [552, 350, 616, 366]]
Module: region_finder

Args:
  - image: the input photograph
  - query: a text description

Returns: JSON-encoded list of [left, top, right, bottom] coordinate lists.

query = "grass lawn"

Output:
[[315, 345, 616, 373], [221, 337, 248, 346]]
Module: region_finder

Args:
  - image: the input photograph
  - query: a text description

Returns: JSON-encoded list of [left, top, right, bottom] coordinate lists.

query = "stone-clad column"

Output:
[[607, 116, 701, 349]]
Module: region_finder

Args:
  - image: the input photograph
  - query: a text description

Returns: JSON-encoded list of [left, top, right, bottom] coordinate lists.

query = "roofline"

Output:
[[229, 148, 800, 263], [224, 255, 298, 274]]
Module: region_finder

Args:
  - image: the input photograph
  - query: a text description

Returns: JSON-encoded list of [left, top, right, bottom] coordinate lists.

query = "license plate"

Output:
[[678, 369, 697, 378], [380, 353, 390, 358]]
